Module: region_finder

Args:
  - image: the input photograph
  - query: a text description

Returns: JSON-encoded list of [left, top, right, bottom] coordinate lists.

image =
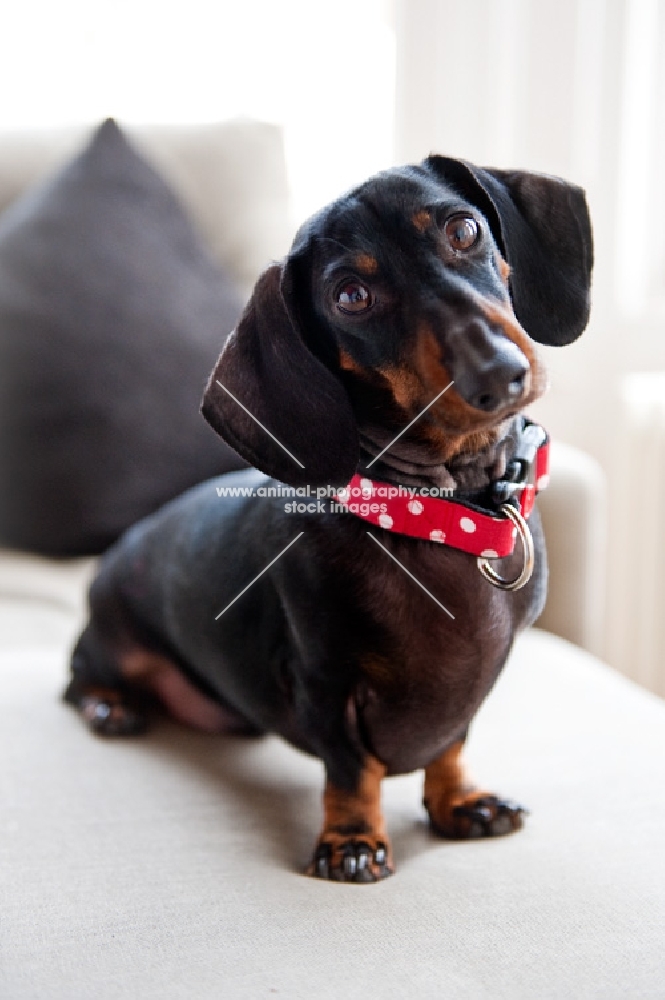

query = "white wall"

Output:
[[0, 0, 395, 225]]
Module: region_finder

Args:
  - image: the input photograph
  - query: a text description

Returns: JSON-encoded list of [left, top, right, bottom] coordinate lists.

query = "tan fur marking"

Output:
[[423, 741, 491, 835], [339, 348, 365, 373], [308, 756, 393, 877], [424, 741, 476, 806], [376, 365, 422, 412], [423, 742, 524, 839], [323, 756, 387, 839], [354, 253, 379, 275], [119, 649, 238, 733], [412, 209, 432, 233], [409, 307, 547, 458], [376, 334, 500, 461], [497, 253, 511, 286], [479, 297, 547, 400], [413, 326, 499, 457], [120, 648, 169, 680]]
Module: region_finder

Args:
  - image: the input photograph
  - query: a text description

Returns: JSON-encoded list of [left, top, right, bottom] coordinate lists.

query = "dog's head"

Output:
[[202, 157, 593, 487]]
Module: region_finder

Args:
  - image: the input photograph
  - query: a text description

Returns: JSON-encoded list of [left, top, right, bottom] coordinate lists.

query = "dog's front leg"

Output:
[[308, 755, 393, 883], [423, 739, 527, 839]]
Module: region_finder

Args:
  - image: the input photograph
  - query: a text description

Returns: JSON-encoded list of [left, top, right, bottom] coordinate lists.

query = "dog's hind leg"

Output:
[[64, 567, 263, 738], [63, 623, 150, 737], [65, 625, 263, 738], [117, 646, 261, 735]]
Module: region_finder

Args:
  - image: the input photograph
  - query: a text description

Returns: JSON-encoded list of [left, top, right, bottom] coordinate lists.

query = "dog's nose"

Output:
[[448, 320, 530, 413], [467, 350, 528, 412]]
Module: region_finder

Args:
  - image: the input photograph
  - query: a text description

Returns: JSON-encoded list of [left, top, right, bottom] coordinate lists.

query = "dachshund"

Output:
[[64, 155, 593, 882]]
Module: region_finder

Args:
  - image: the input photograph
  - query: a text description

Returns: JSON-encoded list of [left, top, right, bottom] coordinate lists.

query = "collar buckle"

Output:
[[491, 421, 547, 510]]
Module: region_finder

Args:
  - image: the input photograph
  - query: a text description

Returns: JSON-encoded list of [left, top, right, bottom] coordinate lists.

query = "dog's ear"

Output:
[[201, 253, 359, 488], [424, 155, 593, 346]]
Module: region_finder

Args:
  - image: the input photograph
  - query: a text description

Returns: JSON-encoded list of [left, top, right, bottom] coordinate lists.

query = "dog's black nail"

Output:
[[342, 852, 358, 878], [501, 800, 528, 816], [374, 843, 387, 866], [356, 846, 371, 871], [313, 845, 331, 879], [490, 814, 514, 836]]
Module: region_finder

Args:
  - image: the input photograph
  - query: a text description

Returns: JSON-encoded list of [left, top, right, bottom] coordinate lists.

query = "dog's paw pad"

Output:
[[307, 838, 393, 883], [429, 794, 527, 840]]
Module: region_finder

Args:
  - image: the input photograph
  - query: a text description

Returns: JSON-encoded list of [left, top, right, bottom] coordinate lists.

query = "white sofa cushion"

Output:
[[0, 548, 94, 649], [1, 623, 663, 997]]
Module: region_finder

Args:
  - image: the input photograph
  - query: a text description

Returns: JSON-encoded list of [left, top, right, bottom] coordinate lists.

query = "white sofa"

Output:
[[1, 124, 664, 1000]]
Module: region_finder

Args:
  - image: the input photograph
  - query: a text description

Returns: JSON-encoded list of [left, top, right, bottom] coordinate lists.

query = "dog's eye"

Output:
[[336, 281, 373, 314], [443, 214, 480, 252]]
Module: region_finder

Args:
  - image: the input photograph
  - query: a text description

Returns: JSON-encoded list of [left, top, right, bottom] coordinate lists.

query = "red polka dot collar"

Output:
[[335, 422, 550, 560]]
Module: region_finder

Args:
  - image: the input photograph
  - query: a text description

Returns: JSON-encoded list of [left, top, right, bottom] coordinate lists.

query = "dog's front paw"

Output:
[[307, 835, 394, 883], [425, 792, 527, 840]]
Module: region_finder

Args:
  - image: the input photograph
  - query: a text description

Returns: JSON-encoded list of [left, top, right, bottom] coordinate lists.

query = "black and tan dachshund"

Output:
[[65, 155, 593, 882]]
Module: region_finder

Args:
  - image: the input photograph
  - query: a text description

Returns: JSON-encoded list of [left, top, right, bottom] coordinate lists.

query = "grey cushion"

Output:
[[0, 119, 245, 556], [0, 120, 294, 303]]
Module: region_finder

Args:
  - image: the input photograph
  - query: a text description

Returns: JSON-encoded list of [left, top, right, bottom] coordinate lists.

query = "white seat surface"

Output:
[[1, 622, 663, 999]]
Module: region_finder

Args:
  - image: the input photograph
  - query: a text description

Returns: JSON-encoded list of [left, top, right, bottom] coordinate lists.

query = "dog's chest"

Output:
[[348, 541, 534, 775], [357, 623, 512, 775]]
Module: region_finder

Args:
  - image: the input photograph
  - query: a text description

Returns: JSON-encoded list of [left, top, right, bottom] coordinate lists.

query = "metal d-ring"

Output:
[[477, 503, 535, 592]]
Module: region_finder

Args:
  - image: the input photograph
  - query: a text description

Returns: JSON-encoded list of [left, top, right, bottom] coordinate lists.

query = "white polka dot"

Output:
[[460, 516, 476, 533], [429, 529, 446, 543], [379, 514, 394, 529], [360, 477, 374, 496], [337, 487, 349, 501], [537, 474, 550, 491], [512, 527, 517, 539], [407, 499, 424, 515], [481, 548, 499, 559]]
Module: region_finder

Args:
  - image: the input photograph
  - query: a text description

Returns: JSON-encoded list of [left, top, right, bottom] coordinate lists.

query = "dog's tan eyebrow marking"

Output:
[[412, 210, 432, 233], [497, 253, 511, 286], [353, 253, 379, 275]]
